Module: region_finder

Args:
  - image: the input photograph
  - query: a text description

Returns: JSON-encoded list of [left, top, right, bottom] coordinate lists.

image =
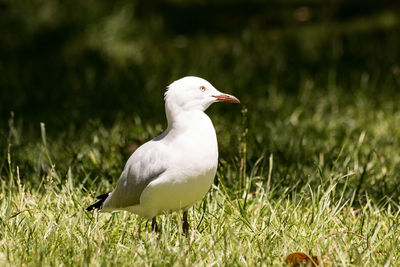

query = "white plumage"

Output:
[[86, 76, 240, 235]]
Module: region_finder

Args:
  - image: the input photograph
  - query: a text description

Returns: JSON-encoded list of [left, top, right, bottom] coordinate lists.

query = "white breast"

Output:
[[126, 111, 218, 218]]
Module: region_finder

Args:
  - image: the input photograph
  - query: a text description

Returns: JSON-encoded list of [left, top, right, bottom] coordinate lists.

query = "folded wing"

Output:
[[102, 140, 168, 210]]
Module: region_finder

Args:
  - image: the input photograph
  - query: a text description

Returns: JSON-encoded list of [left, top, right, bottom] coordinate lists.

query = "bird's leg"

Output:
[[151, 217, 158, 233], [182, 211, 189, 238]]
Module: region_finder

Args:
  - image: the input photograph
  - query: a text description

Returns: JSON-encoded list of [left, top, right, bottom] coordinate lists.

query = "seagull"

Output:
[[86, 76, 240, 237]]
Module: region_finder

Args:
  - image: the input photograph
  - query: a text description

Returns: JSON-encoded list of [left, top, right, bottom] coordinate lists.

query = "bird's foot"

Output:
[[151, 217, 158, 233], [182, 211, 189, 238]]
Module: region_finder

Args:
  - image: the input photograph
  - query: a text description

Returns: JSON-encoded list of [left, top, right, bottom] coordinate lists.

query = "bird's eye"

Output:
[[200, 86, 206, 92]]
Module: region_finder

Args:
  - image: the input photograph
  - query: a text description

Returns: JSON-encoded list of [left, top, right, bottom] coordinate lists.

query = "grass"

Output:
[[1, 86, 400, 266], [2, 174, 399, 266], [1, 1, 400, 265]]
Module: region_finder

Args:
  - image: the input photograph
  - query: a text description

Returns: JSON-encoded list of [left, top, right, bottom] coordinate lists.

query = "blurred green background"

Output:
[[1, 0, 400, 200], [1, 0, 399, 127]]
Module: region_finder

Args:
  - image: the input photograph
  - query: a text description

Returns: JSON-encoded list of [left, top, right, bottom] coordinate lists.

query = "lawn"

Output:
[[1, 86, 399, 266], [1, 1, 400, 266]]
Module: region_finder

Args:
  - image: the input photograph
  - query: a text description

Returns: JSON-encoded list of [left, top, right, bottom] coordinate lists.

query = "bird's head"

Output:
[[164, 76, 240, 114]]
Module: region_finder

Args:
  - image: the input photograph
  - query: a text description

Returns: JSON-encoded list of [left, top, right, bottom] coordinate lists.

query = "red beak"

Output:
[[213, 93, 240, 103]]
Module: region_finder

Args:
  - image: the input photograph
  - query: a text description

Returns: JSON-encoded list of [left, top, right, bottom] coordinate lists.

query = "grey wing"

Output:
[[102, 141, 167, 210]]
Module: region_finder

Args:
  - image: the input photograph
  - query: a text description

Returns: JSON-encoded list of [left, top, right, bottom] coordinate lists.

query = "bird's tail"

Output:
[[86, 192, 110, 211]]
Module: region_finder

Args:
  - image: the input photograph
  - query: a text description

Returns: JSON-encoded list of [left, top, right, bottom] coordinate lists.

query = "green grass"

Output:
[[1, 87, 400, 266], [1, 174, 399, 266], [1, 1, 400, 265]]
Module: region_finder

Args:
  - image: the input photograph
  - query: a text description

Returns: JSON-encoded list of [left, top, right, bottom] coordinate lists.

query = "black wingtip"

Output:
[[86, 192, 110, 211], [95, 192, 111, 200]]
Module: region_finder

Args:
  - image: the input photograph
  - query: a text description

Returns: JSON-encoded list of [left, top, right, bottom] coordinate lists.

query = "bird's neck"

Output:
[[165, 106, 210, 132]]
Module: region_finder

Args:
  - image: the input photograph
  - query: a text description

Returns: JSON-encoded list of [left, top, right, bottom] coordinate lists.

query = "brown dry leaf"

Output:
[[285, 252, 323, 266], [285, 231, 365, 266]]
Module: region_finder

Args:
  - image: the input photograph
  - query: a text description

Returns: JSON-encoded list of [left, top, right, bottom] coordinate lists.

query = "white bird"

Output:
[[86, 76, 240, 236]]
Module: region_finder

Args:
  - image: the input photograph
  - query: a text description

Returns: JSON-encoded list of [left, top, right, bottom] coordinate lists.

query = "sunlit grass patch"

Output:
[[1, 157, 399, 265], [1, 85, 400, 265]]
